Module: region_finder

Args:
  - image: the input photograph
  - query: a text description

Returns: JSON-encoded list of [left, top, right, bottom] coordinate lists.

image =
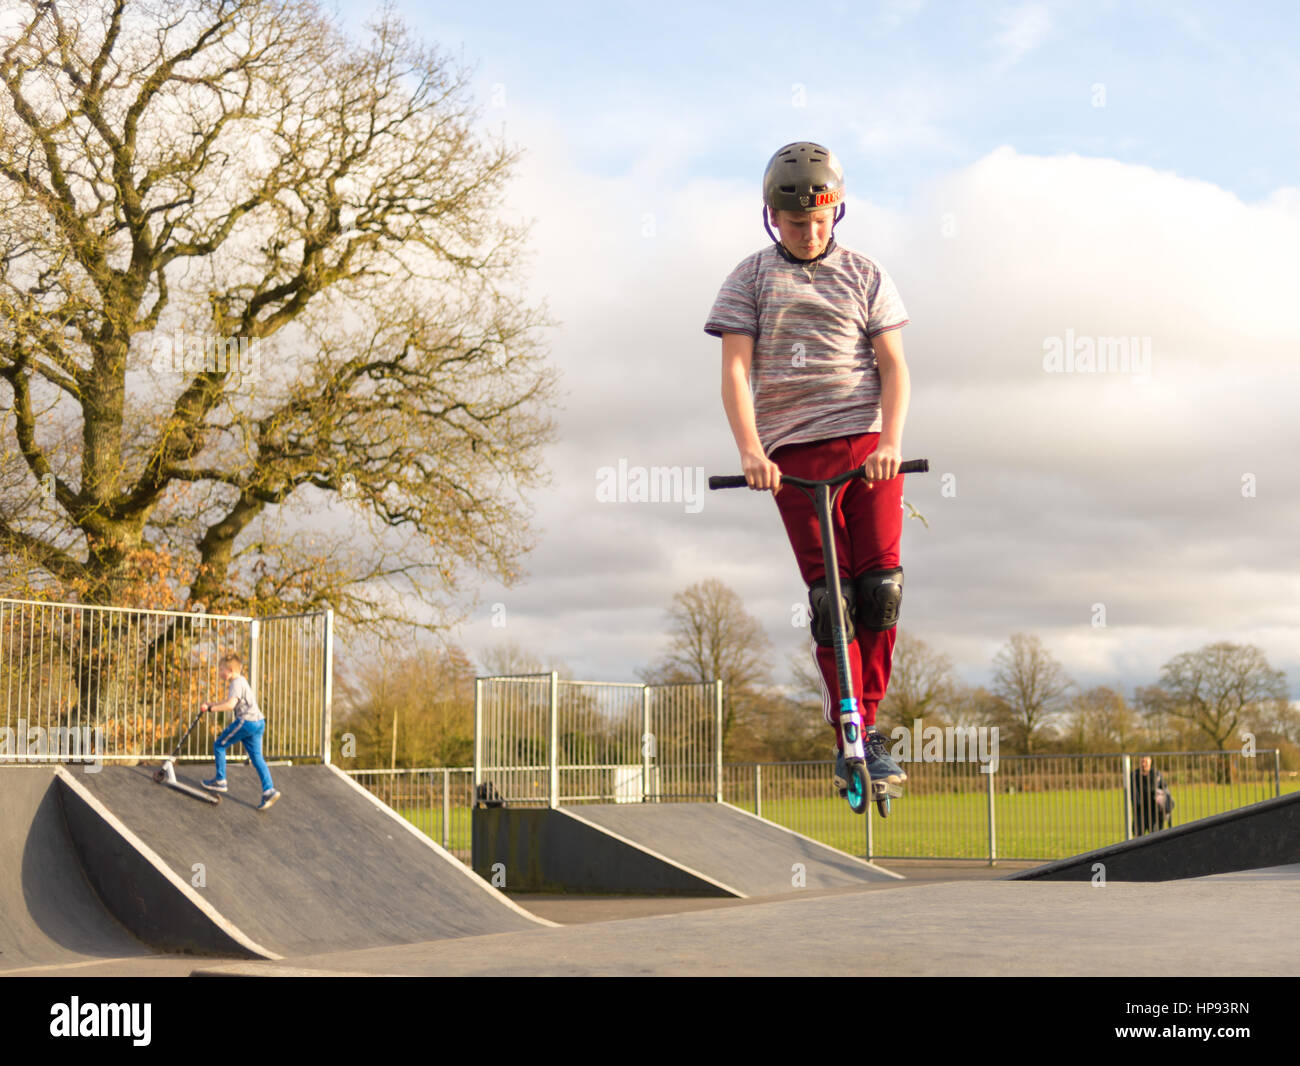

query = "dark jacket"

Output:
[[1131, 767, 1168, 832]]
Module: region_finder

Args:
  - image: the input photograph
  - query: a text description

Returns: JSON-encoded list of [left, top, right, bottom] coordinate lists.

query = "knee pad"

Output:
[[808, 578, 855, 647], [854, 567, 903, 631]]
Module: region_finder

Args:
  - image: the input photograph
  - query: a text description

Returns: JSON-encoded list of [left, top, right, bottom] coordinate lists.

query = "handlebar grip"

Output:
[[709, 459, 930, 489]]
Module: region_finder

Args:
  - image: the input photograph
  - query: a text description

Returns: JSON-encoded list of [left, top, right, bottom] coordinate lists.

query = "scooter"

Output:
[[152, 708, 220, 805], [709, 458, 929, 816]]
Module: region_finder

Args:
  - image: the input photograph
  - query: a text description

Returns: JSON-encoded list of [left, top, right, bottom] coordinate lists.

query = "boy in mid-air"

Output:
[[201, 652, 281, 811], [705, 141, 911, 794]]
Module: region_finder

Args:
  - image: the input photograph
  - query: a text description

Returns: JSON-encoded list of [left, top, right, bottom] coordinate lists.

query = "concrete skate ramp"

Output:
[[1008, 790, 1300, 882], [475, 801, 899, 896], [0, 768, 150, 972], [59, 763, 549, 958]]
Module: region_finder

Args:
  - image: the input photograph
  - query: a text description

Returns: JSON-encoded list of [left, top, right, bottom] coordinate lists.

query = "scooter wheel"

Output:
[[152, 768, 166, 784], [877, 795, 891, 818], [846, 764, 869, 815]]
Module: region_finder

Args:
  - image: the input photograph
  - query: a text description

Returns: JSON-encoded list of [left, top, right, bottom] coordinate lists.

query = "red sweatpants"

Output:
[[770, 433, 903, 746]]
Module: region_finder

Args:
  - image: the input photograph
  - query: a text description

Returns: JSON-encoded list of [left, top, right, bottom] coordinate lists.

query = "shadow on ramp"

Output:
[[0, 768, 149, 972]]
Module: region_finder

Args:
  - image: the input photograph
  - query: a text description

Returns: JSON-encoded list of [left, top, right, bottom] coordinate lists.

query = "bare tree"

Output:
[[639, 577, 773, 752], [1242, 696, 1300, 770], [334, 635, 475, 767], [1065, 685, 1141, 752], [878, 630, 961, 733], [990, 633, 1073, 755], [1143, 641, 1289, 752], [713, 648, 824, 762], [478, 640, 569, 679], [0, 1, 557, 636]]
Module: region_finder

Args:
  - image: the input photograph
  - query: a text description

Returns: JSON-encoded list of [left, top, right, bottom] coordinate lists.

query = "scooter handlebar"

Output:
[[708, 458, 929, 491]]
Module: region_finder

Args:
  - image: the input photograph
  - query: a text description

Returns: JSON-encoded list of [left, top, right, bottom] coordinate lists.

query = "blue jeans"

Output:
[[214, 719, 274, 793]]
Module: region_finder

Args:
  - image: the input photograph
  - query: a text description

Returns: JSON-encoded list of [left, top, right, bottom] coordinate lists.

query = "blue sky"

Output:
[[338, 0, 1299, 204], [327, 0, 1300, 704]]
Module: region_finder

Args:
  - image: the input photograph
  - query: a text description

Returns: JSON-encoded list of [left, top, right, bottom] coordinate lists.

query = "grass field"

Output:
[[388, 777, 1300, 865]]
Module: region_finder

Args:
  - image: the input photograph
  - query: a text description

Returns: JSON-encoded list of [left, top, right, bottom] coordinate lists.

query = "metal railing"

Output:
[[473, 674, 722, 806], [347, 767, 473, 862], [255, 611, 334, 763], [724, 750, 1287, 862], [355, 749, 1289, 868], [0, 598, 332, 763]]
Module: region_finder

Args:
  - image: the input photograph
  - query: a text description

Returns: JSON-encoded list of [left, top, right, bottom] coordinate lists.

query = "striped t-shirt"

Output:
[[704, 243, 908, 455], [227, 674, 263, 723]]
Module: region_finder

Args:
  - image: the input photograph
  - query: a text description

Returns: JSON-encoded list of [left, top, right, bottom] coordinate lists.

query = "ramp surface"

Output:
[[68, 763, 547, 956], [12, 764, 546, 961], [562, 801, 899, 896], [1008, 790, 1300, 882], [0, 769, 149, 972]]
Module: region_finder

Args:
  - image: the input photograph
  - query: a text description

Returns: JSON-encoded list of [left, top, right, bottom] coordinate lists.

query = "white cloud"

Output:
[[992, 2, 1054, 70], [460, 117, 1300, 698]]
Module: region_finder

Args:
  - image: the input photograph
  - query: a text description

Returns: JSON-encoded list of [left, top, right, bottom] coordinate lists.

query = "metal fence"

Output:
[[355, 749, 1289, 867], [473, 674, 722, 806], [256, 611, 334, 763], [724, 750, 1288, 862], [0, 598, 332, 763], [347, 767, 473, 862]]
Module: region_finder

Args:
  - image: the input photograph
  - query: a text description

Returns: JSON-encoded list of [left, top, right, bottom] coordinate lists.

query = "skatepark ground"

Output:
[[9, 859, 1038, 977], [5, 763, 1298, 979]]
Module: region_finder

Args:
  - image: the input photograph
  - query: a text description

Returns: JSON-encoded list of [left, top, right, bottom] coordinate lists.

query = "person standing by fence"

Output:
[[1131, 755, 1168, 836]]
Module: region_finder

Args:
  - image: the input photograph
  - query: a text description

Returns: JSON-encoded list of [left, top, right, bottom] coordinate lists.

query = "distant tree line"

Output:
[[333, 579, 1298, 771]]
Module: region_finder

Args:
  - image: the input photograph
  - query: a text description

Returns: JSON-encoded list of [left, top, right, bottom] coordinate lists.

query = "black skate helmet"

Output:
[[762, 141, 846, 263]]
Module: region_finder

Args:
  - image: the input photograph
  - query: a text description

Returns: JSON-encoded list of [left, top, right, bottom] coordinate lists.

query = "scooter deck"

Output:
[[155, 761, 220, 805]]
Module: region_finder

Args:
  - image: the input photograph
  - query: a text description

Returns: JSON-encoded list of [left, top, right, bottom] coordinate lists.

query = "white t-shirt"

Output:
[[226, 674, 263, 723]]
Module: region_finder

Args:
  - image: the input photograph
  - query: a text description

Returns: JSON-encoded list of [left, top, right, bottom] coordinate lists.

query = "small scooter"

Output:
[[152, 708, 220, 805], [709, 458, 929, 816]]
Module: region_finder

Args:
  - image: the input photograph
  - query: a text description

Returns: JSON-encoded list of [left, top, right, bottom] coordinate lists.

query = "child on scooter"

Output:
[[201, 652, 281, 810], [705, 141, 911, 793]]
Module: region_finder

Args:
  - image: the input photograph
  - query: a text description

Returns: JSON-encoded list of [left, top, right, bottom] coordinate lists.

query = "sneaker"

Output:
[[864, 728, 907, 785], [258, 789, 281, 812], [831, 747, 850, 796], [201, 778, 228, 793]]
